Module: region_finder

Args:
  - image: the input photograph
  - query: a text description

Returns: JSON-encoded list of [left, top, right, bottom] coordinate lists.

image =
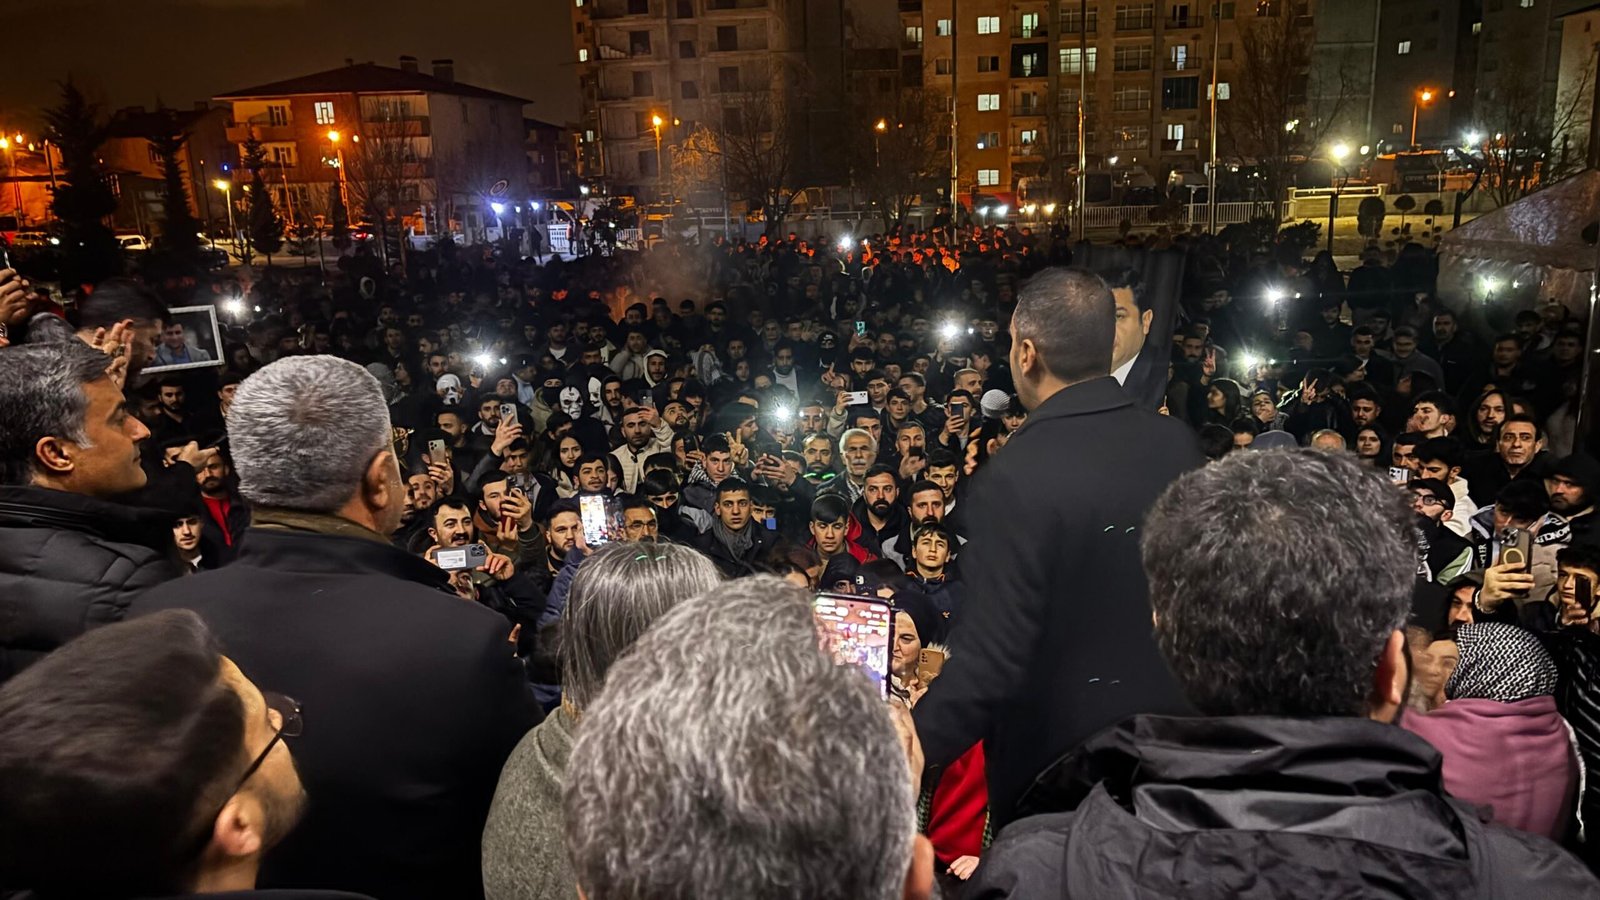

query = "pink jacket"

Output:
[[1404, 695, 1578, 841]]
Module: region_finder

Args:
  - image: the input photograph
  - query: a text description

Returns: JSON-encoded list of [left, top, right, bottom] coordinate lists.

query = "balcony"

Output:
[[1164, 55, 1204, 72], [1011, 102, 1045, 117], [591, 0, 662, 20], [359, 116, 431, 137], [1167, 14, 1198, 29], [710, 37, 768, 53], [1012, 142, 1043, 157], [1115, 14, 1154, 32], [1011, 24, 1047, 38], [1161, 138, 1198, 152], [225, 123, 294, 143], [705, 0, 769, 11]]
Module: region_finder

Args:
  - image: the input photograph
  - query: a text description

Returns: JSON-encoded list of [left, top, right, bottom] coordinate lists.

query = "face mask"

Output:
[[587, 377, 602, 409], [559, 387, 584, 418]]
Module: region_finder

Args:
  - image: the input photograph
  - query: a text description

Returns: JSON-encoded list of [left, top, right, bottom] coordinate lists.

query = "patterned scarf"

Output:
[[711, 518, 754, 557], [1446, 622, 1559, 703]]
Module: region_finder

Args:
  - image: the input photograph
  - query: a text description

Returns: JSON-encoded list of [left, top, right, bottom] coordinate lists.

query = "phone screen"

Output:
[[854, 320, 867, 336], [580, 494, 613, 546], [812, 593, 894, 698], [1578, 574, 1595, 614]]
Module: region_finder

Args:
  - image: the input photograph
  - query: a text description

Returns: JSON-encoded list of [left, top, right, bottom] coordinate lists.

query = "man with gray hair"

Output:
[[133, 355, 539, 899], [0, 341, 175, 683], [968, 451, 1599, 897], [481, 540, 721, 900], [563, 575, 934, 900]]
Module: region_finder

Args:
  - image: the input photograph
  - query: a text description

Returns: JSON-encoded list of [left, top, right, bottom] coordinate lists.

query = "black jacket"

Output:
[[0, 486, 178, 684], [912, 377, 1202, 825], [967, 715, 1600, 899], [130, 525, 541, 900], [693, 522, 775, 578]]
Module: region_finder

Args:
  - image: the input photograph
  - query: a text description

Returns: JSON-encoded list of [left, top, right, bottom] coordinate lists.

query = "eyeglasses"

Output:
[[1411, 494, 1447, 509], [185, 692, 300, 859]]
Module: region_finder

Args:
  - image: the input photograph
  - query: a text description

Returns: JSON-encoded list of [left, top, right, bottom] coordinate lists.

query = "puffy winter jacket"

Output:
[[0, 485, 178, 683], [967, 715, 1599, 899]]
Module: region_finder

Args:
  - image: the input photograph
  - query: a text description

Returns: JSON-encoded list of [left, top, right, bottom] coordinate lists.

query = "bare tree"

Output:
[[342, 102, 425, 260], [1475, 49, 1597, 207], [847, 88, 947, 232], [714, 85, 803, 237], [1221, 10, 1353, 221], [668, 124, 725, 230]]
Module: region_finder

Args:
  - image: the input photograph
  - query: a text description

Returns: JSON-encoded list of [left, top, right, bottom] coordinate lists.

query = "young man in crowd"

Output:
[[694, 479, 773, 577], [1415, 437, 1477, 537], [807, 493, 876, 566]]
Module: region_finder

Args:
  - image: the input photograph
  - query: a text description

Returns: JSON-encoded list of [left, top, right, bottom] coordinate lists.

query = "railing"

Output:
[[1168, 15, 1196, 28], [1082, 201, 1260, 229], [1115, 14, 1154, 31], [1012, 62, 1048, 78], [1012, 103, 1045, 116], [1164, 55, 1203, 71], [1011, 24, 1047, 38], [591, 0, 661, 20]]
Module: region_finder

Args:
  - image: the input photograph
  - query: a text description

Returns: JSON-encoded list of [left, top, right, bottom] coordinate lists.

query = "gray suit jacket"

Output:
[[482, 707, 578, 900]]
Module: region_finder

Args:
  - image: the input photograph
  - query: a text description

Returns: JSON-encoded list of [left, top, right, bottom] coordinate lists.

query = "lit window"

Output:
[[977, 16, 1000, 34], [1472, 21, 1482, 34], [1207, 82, 1231, 100], [313, 102, 335, 125], [1520, 0, 1534, 7], [978, 168, 1000, 186], [1166, 123, 1185, 140], [1397, 40, 1411, 54], [977, 93, 1001, 111], [936, 19, 952, 36], [578, 48, 589, 62]]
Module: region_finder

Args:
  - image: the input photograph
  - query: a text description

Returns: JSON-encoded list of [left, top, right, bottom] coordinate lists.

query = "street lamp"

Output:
[[650, 114, 664, 201], [214, 179, 236, 245], [0, 135, 22, 225], [1326, 142, 1351, 252], [873, 118, 888, 168], [1411, 88, 1435, 149]]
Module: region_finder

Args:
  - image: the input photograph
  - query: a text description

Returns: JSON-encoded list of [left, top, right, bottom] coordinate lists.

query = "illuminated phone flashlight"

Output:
[[939, 321, 961, 340], [224, 298, 245, 317], [836, 235, 853, 253], [1238, 352, 1260, 372], [473, 353, 495, 369]]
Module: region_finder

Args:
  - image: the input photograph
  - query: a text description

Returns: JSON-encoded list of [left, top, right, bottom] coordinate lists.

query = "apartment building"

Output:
[[903, 1, 1312, 206], [214, 57, 529, 237]]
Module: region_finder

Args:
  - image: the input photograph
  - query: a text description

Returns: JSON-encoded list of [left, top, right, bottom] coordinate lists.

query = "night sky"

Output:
[[3, 0, 580, 128]]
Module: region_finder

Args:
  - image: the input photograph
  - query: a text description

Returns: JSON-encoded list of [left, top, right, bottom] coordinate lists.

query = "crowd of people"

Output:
[[0, 216, 1598, 899]]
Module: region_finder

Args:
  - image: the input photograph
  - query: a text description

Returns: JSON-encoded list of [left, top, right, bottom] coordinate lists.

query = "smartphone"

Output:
[[949, 400, 968, 418], [436, 542, 489, 571], [845, 390, 869, 405], [1388, 467, 1411, 485], [580, 494, 614, 546], [1498, 527, 1534, 570], [499, 402, 517, 422], [854, 320, 867, 336], [1578, 574, 1595, 614], [812, 593, 895, 698], [427, 439, 447, 462]]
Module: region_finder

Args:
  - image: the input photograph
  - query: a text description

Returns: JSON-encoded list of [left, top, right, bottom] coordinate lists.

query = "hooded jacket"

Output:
[[966, 715, 1598, 899]]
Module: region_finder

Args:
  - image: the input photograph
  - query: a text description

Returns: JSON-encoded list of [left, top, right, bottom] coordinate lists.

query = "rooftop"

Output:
[[215, 62, 530, 105]]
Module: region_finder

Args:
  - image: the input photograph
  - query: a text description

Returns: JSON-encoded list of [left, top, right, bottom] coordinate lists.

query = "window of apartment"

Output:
[[1114, 45, 1152, 71], [1113, 86, 1151, 110], [633, 70, 654, 96], [1163, 76, 1200, 109], [1018, 12, 1041, 36], [719, 66, 740, 92], [1255, 0, 1279, 15], [635, 111, 653, 134], [268, 144, 296, 166], [313, 101, 335, 125], [906, 25, 924, 46], [717, 26, 737, 51], [1112, 124, 1149, 149], [977, 16, 1000, 34], [1169, 45, 1189, 69], [681, 80, 699, 98], [576, 21, 584, 33], [1520, 0, 1535, 7], [1115, 3, 1154, 30], [977, 168, 1001, 186], [1060, 47, 1098, 73], [147, 145, 160, 164], [1018, 128, 1038, 145], [1016, 90, 1041, 113], [935, 57, 953, 75], [578, 48, 590, 62], [627, 0, 648, 12], [575, 0, 583, 6], [638, 149, 658, 176], [679, 40, 696, 58], [977, 131, 999, 149], [1472, 21, 1482, 34], [978, 55, 1001, 72], [629, 30, 651, 55], [676, 0, 692, 14], [936, 134, 951, 151], [936, 18, 952, 36], [1397, 40, 1411, 55], [1018, 50, 1044, 76], [978, 93, 1001, 111], [1061, 6, 1099, 32], [1218, 41, 1233, 59], [1207, 81, 1231, 100], [1169, 3, 1191, 26], [723, 106, 744, 131], [1217, 2, 1235, 18], [266, 104, 288, 126], [1167, 123, 1185, 141]]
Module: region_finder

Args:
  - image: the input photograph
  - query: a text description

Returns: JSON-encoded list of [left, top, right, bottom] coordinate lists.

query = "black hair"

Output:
[[1495, 478, 1550, 523], [1230, 416, 1260, 437], [926, 448, 960, 471], [715, 478, 752, 502], [864, 463, 898, 483], [1416, 436, 1465, 471], [620, 493, 654, 515], [811, 493, 851, 524], [75, 278, 171, 331], [1197, 423, 1234, 461], [1558, 542, 1600, 574], [546, 498, 581, 522], [639, 471, 681, 495], [1492, 332, 1521, 348], [701, 433, 732, 456], [1395, 431, 1428, 449], [0, 610, 244, 896], [1496, 412, 1543, 441], [906, 479, 944, 502], [1412, 390, 1456, 419], [1346, 381, 1382, 406], [912, 520, 955, 547]]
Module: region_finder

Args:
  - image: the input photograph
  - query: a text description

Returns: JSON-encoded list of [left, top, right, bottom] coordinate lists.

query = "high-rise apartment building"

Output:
[[901, 1, 1311, 206]]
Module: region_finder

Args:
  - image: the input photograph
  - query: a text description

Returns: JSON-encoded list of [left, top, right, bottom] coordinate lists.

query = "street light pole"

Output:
[[874, 118, 887, 169], [1076, 0, 1087, 239], [651, 114, 664, 203], [215, 180, 236, 247], [1207, 3, 1220, 235], [1411, 89, 1434, 150], [1327, 143, 1349, 253]]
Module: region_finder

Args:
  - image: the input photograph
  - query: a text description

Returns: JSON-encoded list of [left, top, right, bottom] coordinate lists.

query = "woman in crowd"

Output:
[[1197, 377, 1243, 428], [542, 434, 585, 498], [1403, 622, 1579, 841], [1250, 389, 1288, 432], [1355, 424, 1392, 470], [1465, 389, 1511, 448]]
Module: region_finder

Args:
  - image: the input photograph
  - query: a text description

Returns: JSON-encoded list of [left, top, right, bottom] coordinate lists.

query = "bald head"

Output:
[[1012, 267, 1115, 383]]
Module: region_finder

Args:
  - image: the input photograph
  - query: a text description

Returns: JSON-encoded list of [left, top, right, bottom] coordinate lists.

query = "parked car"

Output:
[[12, 231, 59, 249], [117, 234, 151, 252]]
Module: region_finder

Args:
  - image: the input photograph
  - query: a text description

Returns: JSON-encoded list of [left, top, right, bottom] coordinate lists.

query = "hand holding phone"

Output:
[[845, 390, 869, 406], [812, 593, 894, 698], [435, 542, 490, 571]]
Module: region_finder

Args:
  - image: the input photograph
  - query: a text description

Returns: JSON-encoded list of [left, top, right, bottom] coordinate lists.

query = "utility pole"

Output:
[[949, 0, 960, 220], [1206, 2, 1220, 235], [1076, 0, 1087, 239]]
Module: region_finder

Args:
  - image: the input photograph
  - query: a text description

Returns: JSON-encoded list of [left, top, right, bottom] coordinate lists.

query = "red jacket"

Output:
[[807, 513, 878, 564], [924, 741, 988, 865]]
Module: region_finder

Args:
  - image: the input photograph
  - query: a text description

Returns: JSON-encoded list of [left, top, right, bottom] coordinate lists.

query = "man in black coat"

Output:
[[966, 450, 1598, 898], [912, 267, 1203, 826], [0, 341, 178, 684], [132, 356, 540, 900]]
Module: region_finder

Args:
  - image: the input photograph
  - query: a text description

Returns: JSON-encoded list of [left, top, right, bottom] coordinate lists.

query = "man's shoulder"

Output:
[[1476, 819, 1600, 896], [964, 812, 1074, 899]]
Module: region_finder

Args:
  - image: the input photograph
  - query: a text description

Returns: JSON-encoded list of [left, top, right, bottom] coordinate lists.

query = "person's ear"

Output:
[[1140, 308, 1154, 336], [209, 793, 265, 861], [1015, 337, 1039, 379], [1440, 509, 1453, 524], [1369, 629, 1407, 723], [364, 450, 399, 512], [902, 834, 935, 900], [32, 436, 75, 476]]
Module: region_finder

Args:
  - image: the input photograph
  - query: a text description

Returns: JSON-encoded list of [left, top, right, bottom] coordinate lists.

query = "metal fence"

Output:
[[1082, 201, 1261, 230]]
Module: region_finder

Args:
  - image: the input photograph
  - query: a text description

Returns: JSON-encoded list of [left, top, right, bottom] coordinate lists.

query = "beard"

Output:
[[201, 478, 225, 493], [869, 500, 894, 519]]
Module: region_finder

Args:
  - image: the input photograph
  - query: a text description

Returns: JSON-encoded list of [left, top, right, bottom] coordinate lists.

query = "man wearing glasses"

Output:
[[1407, 477, 1472, 586], [0, 610, 352, 899]]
